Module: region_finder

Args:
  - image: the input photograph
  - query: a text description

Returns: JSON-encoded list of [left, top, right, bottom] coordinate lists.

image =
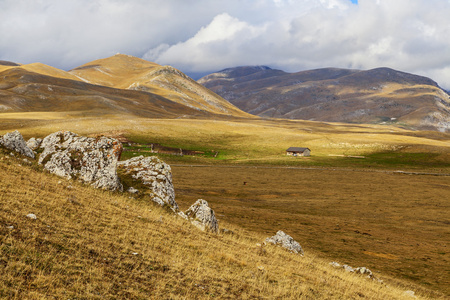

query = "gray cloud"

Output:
[[1, 0, 449, 89]]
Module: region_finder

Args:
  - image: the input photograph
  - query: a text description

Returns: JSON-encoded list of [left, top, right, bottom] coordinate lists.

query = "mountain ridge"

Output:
[[0, 55, 250, 118], [199, 66, 450, 132]]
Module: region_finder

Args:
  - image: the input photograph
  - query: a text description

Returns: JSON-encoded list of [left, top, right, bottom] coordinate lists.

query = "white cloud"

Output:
[[0, 0, 449, 89], [146, 0, 450, 89]]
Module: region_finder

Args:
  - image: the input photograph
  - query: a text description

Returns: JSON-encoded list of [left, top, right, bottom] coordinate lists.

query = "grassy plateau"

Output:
[[1, 112, 449, 298]]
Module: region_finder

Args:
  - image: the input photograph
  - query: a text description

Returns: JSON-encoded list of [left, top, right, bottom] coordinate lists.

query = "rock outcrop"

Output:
[[38, 131, 123, 191], [185, 199, 219, 233], [118, 155, 178, 211], [0, 130, 35, 158], [26, 137, 42, 150], [266, 230, 304, 255]]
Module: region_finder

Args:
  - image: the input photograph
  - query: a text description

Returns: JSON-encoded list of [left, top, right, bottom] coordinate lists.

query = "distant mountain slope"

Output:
[[199, 66, 450, 131], [70, 54, 249, 117], [0, 55, 250, 118], [0, 66, 205, 118], [0, 60, 21, 67]]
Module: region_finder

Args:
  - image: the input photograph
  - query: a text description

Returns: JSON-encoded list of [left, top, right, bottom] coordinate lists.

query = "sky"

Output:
[[0, 0, 449, 89]]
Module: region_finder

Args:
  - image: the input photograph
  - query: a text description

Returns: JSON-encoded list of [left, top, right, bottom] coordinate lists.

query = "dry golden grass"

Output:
[[2, 114, 448, 171], [0, 148, 440, 299]]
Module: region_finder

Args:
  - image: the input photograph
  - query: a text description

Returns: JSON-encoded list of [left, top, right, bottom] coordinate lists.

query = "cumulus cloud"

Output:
[[0, 0, 449, 89], [146, 0, 450, 88]]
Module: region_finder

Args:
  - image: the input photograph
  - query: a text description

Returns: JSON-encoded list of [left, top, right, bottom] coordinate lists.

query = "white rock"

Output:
[[343, 265, 355, 272], [127, 187, 139, 194], [26, 137, 42, 150], [266, 230, 304, 255], [0, 131, 35, 158], [330, 262, 341, 268], [118, 156, 177, 211], [185, 199, 219, 233], [26, 214, 37, 220], [38, 131, 123, 191], [403, 290, 416, 298]]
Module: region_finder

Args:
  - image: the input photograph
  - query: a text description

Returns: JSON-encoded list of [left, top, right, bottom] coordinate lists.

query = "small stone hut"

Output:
[[286, 147, 311, 157]]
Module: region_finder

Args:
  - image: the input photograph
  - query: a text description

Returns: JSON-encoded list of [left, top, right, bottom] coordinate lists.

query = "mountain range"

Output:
[[0, 54, 249, 119], [198, 66, 450, 132], [1, 55, 450, 132]]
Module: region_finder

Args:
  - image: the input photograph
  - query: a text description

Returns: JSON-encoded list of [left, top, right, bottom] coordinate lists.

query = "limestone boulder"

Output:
[[266, 230, 304, 255], [118, 155, 178, 211], [26, 137, 42, 150], [0, 130, 35, 158], [185, 199, 219, 233], [38, 131, 123, 191]]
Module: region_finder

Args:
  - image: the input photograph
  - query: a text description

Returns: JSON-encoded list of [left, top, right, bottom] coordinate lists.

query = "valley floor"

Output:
[[171, 164, 450, 295]]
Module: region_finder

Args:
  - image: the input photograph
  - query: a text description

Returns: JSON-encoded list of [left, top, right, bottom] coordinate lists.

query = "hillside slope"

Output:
[[0, 67, 206, 118], [0, 146, 433, 299], [70, 54, 250, 117], [199, 66, 450, 131], [0, 55, 249, 118]]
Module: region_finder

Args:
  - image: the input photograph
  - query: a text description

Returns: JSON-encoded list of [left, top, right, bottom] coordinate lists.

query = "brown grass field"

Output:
[[171, 165, 450, 295], [1, 112, 449, 298]]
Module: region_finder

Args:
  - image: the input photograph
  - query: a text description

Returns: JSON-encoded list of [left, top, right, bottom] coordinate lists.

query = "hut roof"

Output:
[[286, 147, 310, 153]]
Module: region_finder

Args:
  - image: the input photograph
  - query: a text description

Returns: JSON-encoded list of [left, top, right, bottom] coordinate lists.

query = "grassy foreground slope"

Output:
[[0, 149, 429, 299]]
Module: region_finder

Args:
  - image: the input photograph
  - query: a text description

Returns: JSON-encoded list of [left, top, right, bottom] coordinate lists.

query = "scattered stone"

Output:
[[355, 266, 373, 278], [266, 230, 304, 255], [403, 290, 417, 298], [0, 131, 35, 158], [127, 187, 139, 194], [330, 262, 341, 268], [330, 261, 380, 281], [26, 137, 42, 150], [343, 264, 355, 272], [26, 213, 37, 220], [185, 199, 219, 233], [118, 155, 177, 211], [38, 131, 123, 191]]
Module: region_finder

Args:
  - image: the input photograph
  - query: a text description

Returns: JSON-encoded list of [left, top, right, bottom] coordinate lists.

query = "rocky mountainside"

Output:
[[0, 55, 249, 118], [199, 66, 450, 131]]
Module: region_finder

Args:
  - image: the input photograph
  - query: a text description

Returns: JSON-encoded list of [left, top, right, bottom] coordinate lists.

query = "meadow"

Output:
[[1, 112, 449, 297]]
